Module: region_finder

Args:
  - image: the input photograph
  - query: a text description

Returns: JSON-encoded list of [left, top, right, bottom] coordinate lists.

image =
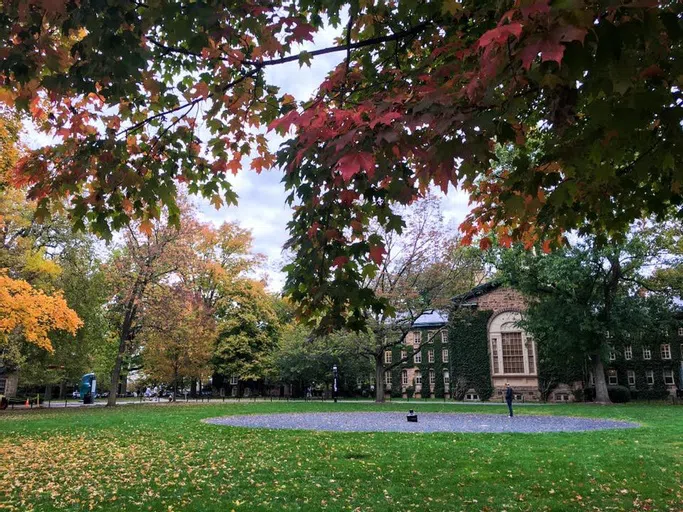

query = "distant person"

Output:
[[505, 383, 514, 417]]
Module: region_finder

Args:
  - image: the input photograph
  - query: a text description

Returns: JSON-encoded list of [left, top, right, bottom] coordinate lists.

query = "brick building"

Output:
[[384, 280, 682, 401], [0, 368, 18, 398]]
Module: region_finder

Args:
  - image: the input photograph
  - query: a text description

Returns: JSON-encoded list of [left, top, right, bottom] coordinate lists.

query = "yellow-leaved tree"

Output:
[[0, 271, 82, 352], [0, 111, 83, 354]]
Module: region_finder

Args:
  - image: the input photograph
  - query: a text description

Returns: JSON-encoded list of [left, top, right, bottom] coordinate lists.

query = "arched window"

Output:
[[488, 311, 536, 375], [401, 370, 408, 386], [415, 370, 422, 385]]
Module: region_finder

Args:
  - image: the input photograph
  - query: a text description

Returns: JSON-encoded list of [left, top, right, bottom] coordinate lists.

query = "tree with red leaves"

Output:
[[1, 0, 681, 328]]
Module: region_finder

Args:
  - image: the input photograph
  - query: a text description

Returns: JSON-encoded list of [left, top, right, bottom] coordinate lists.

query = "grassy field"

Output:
[[0, 401, 681, 511]]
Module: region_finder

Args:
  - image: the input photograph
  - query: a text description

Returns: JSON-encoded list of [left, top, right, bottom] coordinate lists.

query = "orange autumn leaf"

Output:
[[0, 271, 82, 352]]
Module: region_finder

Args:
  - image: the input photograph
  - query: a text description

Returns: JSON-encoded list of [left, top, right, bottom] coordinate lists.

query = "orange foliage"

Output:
[[0, 270, 82, 352]]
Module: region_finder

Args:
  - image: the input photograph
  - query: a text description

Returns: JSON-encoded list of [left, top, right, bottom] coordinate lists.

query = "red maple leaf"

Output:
[[268, 110, 299, 134], [518, 40, 565, 70], [478, 23, 523, 48], [332, 256, 349, 268], [369, 245, 386, 265], [369, 111, 402, 129], [558, 26, 588, 44], [291, 22, 315, 42], [337, 152, 376, 181], [339, 190, 359, 204]]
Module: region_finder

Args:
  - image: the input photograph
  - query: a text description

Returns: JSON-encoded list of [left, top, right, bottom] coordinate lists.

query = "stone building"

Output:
[[384, 280, 682, 401], [455, 281, 541, 401], [384, 281, 542, 400], [0, 368, 19, 398]]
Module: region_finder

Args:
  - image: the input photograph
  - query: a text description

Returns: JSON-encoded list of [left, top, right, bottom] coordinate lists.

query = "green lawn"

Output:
[[0, 402, 681, 511]]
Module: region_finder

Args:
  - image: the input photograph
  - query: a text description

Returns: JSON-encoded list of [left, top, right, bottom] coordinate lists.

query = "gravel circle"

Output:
[[203, 412, 639, 433]]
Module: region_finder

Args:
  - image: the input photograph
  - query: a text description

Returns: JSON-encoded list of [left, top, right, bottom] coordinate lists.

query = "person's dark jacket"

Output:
[[505, 387, 514, 402]]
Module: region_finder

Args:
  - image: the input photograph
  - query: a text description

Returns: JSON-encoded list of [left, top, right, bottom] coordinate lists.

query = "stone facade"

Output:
[[0, 372, 19, 398], [473, 287, 526, 314], [385, 282, 577, 402]]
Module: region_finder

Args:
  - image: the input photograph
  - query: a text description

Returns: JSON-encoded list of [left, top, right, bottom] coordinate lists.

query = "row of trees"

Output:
[[0, 112, 285, 403]]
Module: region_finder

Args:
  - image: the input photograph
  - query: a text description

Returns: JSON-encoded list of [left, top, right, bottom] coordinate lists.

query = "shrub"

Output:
[[636, 388, 671, 401], [572, 388, 585, 402], [391, 386, 402, 399], [607, 385, 631, 403], [406, 386, 414, 399]]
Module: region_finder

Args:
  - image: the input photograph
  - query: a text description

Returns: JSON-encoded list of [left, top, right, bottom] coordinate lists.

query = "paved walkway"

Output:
[[204, 411, 639, 433]]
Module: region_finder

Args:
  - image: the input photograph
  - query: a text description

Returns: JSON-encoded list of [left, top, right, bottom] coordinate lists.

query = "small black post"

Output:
[[332, 365, 338, 403]]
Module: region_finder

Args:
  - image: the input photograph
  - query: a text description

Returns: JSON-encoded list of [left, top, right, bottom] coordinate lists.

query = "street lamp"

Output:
[[332, 365, 338, 403]]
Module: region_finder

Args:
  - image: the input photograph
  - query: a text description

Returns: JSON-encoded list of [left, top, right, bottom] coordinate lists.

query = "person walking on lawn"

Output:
[[505, 383, 514, 417]]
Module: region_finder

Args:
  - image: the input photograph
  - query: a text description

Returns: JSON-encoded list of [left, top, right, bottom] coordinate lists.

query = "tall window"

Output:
[[443, 370, 450, 386], [384, 371, 392, 386], [428, 349, 435, 363], [501, 332, 525, 373], [441, 331, 448, 344], [490, 337, 500, 373], [230, 376, 238, 385], [608, 344, 616, 361], [643, 347, 652, 360], [442, 348, 449, 363], [526, 340, 535, 374], [624, 345, 632, 360], [663, 370, 675, 385], [608, 369, 618, 385], [401, 350, 407, 361], [427, 331, 435, 344], [415, 370, 422, 385], [401, 370, 408, 386], [413, 330, 422, 347], [429, 368, 435, 385], [384, 351, 392, 364], [661, 344, 671, 360], [0, 378, 5, 394], [646, 370, 654, 385], [627, 370, 636, 386], [414, 350, 422, 364], [678, 327, 683, 337]]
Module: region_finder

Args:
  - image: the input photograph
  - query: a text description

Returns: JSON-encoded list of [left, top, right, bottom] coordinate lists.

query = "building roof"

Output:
[[451, 280, 503, 304], [412, 310, 449, 327]]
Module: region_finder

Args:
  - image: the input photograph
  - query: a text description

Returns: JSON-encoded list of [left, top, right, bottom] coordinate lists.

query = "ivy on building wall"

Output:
[[448, 309, 494, 401], [605, 333, 681, 399], [419, 344, 432, 398]]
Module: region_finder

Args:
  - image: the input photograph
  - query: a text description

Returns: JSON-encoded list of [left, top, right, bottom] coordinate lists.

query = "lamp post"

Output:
[[332, 365, 338, 403]]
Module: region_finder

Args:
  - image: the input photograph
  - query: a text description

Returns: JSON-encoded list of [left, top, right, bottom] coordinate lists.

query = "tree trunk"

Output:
[[59, 380, 66, 400], [173, 368, 178, 402], [375, 355, 385, 403], [44, 384, 51, 400], [108, 296, 137, 407], [590, 353, 611, 404]]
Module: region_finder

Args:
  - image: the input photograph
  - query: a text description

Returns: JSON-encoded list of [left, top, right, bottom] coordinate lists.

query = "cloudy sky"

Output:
[[194, 25, 472, 291]]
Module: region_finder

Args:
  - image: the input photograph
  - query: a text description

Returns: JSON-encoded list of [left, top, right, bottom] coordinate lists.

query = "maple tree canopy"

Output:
[[1, 0, 681, 327]]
